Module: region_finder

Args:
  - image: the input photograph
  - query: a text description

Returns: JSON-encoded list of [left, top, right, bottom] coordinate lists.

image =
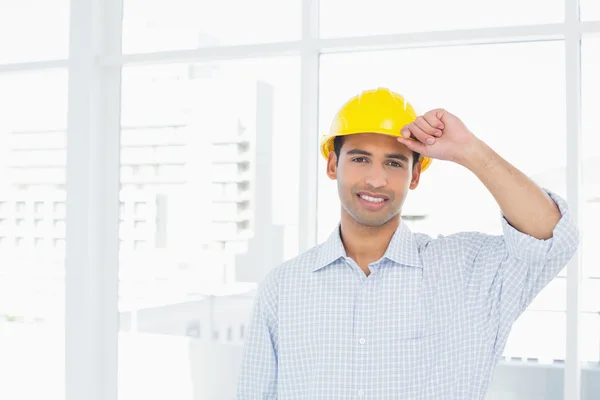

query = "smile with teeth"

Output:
[[359, 194, 386, 203]]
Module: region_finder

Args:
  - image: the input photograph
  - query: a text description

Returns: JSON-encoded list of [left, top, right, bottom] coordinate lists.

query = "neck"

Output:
[[340, 212, 400, 267]]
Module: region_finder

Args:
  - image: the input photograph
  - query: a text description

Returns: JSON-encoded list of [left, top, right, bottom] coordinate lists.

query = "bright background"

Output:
[[0, 0, 598, 399]]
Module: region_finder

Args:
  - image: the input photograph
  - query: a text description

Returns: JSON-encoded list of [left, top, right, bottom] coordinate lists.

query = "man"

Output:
[[236, 88, 579, 399]]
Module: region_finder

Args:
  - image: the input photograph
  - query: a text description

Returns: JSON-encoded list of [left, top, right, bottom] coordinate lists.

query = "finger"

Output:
[[414, 116, 442, 138], [423, 112, 444, 133], [397, 137, 427, 155], [434, 108, 448, 121], [402, 123, 436, 145]]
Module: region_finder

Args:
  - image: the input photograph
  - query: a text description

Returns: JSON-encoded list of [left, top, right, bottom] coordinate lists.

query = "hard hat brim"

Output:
[[320, 131, 432, 172]]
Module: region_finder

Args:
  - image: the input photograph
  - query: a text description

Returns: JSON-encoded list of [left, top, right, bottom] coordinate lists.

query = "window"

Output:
[[33, 203, 44, 215], [318, 41, 568, 362], [138, 165, 156, 180], [118, 57, 300, 399], [11, 149, 64, 167], [9, 132, 64, 149], [212, 202, 238, 217], [157, 165, 184, 181], [53, 202, 65, 215], [133, 240, 147, 250], [122, 0, 300, 54], [154, 145, 183, 163], [121, 147, 155, 164], [15, 202, 26, 213], [581, 35, 600, 363], [319, 0, 563, 38], [211, 144, 240, 162], [133, 220, 147, 230], [54, 220, 65, 231], [53, 238, 65, 251], [0, 0, 69, 64], [133, 202, 148, 216], [582, 0, 600, 21], [0, 69, 67, 400]]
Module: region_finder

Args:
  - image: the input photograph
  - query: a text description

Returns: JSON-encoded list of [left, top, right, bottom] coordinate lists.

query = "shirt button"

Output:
[[358, 389, 365, 397], [359, 338, 366, 345]]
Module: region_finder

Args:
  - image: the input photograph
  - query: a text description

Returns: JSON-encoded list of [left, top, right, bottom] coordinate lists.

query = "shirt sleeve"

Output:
[[461, 189, 579, 353], [236, 269, 279, 399]]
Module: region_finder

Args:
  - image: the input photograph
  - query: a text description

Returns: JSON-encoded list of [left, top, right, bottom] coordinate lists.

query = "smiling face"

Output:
[[327, 133, 422, 228]]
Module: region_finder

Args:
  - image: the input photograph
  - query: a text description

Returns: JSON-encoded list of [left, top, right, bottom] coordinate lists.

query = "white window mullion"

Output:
[[0, 59, 68, 73], [564, 0, 583, 399], [299, 0, 320, 252], [65, 0, 122, 399], [317, 23, 566, 52], [95, 24, 600, 68], [101, 41, 303, 66], [581, 20, 600, 33]]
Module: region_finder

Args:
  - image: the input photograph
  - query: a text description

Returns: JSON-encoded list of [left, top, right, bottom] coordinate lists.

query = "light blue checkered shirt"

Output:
[[237, 190, 579, 399]]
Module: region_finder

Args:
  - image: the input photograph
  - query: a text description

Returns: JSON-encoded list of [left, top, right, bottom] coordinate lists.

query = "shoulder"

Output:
[[411, 230, 507, 284], [412, 230, 476, 249], [414, 230, 504, 260], [258, 242, 324, 292]]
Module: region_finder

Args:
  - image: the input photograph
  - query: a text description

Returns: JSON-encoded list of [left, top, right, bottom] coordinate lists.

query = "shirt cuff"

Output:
[[501, 189, 579, 263]]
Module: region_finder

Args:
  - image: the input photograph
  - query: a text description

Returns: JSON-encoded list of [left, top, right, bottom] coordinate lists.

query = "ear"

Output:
[[326, 151, 338, 180], [409, 160, 422, 190]]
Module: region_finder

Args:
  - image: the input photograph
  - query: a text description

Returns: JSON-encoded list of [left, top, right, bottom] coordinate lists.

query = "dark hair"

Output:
[[333, 136, 421, 168]]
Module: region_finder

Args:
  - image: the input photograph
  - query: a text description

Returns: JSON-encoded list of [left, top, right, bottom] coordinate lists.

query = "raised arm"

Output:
[[401, 109, 579, 353], [457, 138, 560, 240], [398, 108, 561, 239]]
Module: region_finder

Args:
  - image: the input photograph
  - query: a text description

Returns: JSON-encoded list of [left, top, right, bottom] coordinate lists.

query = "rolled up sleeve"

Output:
[[500, 189, 579, 265]]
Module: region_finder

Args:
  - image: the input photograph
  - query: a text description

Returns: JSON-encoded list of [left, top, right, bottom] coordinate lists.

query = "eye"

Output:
[[352, 157, 368, 163], [387, 161, 404, 168]]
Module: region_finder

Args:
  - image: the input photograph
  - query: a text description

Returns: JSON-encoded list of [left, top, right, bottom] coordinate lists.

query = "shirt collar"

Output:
[[312, 220, 423, 272]]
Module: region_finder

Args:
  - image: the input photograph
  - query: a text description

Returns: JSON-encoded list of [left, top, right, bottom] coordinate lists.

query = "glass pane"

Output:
[[0, 1, 69, 64], [122, 0, 300, 54], [582, 0, 600, 21], [0, 69, 67, 400], [118, 57, 300, 400], [320, 0, 563, 38], [582, 35, 600, 375], [319, 42, 568, 395]]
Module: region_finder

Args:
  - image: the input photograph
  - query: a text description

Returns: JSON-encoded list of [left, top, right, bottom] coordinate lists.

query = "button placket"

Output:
[[354, 273, 371, 399]]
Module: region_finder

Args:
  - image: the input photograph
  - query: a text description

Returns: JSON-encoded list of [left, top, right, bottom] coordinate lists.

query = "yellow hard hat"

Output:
[[320, 87, 432, 172]]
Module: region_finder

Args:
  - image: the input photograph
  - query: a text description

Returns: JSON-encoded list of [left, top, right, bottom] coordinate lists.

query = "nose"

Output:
[[365, 165, 387, 188]]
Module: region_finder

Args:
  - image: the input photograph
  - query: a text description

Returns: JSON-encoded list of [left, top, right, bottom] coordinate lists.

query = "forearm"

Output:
[[457, 139, 561, 240]]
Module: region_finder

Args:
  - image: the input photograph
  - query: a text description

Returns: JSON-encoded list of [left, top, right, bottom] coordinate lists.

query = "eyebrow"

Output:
[[346, 149, 409, 162]]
